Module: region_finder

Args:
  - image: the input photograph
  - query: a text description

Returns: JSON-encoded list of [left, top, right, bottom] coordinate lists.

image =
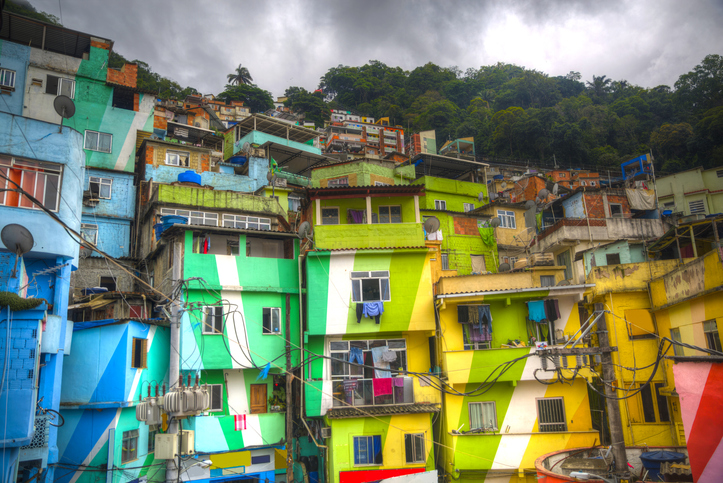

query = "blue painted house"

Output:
[[56, 319, 169, 483]]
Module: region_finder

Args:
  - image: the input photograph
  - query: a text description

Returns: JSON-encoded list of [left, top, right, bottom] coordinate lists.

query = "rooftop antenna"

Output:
[[1, 224, 34, 278], [53, 95, 75, 133]]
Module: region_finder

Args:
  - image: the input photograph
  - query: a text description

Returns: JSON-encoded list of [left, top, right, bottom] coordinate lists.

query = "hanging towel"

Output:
[[349, 346, 364, 365], [234, 414, 247, 431], [381, 349, 397, 362], [467, 324, 491, 342], [527, 300, 547, 323], [544, 299, 560, 322], [373, 378, 393, 397], [392, 377, 405, 387], [625, 188, 655, 210], [371, 346, 391, 378], [356, 303, 363, 323]]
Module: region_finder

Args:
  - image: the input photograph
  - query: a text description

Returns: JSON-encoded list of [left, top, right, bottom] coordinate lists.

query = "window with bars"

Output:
[[131, 338, 147, 369], [329, 339, 407, 379], [404, 433, 425, 464], [89, 176, 112, 199], [609, 203, 624, 218], [0, 157, 61, 211], [537, 397, 567, 432], [321, 207, 339, 225], [121, 429, 139, 463], [203, 306, 224, 334], [208, 384, 223, 412], [469, 401, 497, 431], [351, 271, 390, 303], [378, 205, 402, 223], [540, 275, 556, 287], [353, 435, 382, 466], [84, 130, 112, 153], [688, 199, 706, 214], [441, 253, 450, 270]]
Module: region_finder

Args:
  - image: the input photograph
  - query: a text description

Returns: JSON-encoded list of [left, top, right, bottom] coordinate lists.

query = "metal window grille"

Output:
[[689, 200, 706, 214], [537, 397, 567, 432], [441, 253, 449, 270], [20, 416, 50, 449]]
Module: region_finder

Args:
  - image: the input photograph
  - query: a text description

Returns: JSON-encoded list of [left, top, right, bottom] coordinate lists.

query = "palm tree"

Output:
[[227, 64, 253, 86], [586, 75, 612, 103]]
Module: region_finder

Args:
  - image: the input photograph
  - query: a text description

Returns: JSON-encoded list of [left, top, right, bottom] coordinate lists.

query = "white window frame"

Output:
[[469, 401, 498, 431], [374, 181, 387, 186], [89, 176, 112, 200], [0, 68, 16, 89], [288, 196, 302, 212], [404, 433, 425, 464], [609, 203, 624, 218], [463, 203, 475, 212], [353, 435, 382, 466], [321, 207, 340, 225], [165, 150, 190, 167], [208, 384, 223, 412], [262, 307, 281, 334], [434, 199, 446, 211], [46, 75, 75, 99], [329, 338, 407, 379], [81, 223, 98, 245], [202, 305, 224, 334], [497, 210, 516, 229], [84, 130, 112, 153], [351, 270, 391, 303], [378, 205, 402, 224], [222, 214, 271, 230], [0, 157, 62, 212]]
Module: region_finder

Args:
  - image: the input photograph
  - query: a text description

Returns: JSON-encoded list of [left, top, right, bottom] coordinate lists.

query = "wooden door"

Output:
[[250, 384, 267, 414]]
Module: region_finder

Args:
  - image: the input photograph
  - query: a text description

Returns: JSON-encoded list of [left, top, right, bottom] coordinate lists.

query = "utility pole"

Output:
[[166, 240, 183, 483], [285, 294, 293, 481], [595, 304, 629, 475]]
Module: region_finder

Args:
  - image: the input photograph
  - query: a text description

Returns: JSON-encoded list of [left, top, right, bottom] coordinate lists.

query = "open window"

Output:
[[131, 338, 147, 369], [193, 233, 239, 255], [89, 176, 112, 199], [247, 237, 292, 259], [351, 271, 390, 303], [165, 150, 190, 167], [262, 307, 281, 334], [46, 75, 75, 98]]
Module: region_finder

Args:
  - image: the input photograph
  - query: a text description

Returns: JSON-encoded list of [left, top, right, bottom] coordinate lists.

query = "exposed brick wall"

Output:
[[145, 146, 155, 165], [200, 154, 210, 172], [133, 93, 140, 112], [453, 216, 480, 236], [370, 173, 394, 186], [106, 63, 138, 88], [91, 40, 111, 50], [154, 112, 168, 130], [585, 193, 606, 218], [607, 194, 631, 215]]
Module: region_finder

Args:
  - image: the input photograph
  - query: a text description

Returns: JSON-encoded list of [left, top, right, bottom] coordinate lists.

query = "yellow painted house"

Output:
[[476, 202, 531, 269]]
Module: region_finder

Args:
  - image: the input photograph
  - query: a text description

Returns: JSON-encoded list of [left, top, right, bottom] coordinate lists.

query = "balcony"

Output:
[[314, 222, 425, 250], [536, 217, 667, 252], [190, 412, 284, 452], [331, 377, 414, 407]]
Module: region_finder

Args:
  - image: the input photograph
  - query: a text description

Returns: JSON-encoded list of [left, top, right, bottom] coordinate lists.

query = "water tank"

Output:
[[178, 170, 201, 185], [640, 450, 686, 481]]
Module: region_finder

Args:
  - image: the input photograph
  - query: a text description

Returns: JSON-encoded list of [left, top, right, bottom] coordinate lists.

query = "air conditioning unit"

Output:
[[320, 427, 331, 439], [251, 147, 266, 158]]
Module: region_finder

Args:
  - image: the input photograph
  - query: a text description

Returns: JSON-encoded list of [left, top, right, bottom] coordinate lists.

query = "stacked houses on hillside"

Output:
[[2, 11, 723, 483]]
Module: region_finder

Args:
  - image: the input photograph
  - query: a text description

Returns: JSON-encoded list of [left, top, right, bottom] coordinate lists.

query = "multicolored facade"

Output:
[[436, 269, 598, 482]]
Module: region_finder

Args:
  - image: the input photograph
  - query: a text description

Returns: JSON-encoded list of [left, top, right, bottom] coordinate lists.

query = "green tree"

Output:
[[218, 84, 273, 113], [586, 75, 612, 104], [674, 54, 723, 116], [227, 64, 254, 86]]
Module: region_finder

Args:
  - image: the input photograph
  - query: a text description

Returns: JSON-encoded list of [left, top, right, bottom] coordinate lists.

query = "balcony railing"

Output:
[[314, 222, 425, 249], [331, 377, 414, 407]]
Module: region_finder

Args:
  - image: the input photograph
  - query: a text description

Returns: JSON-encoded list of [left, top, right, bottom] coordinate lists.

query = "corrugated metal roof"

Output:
[[436, 283, 593, 297], [660, 461, 692, 476], [327, 403, 440, 419], [308, 185, 425, 198]]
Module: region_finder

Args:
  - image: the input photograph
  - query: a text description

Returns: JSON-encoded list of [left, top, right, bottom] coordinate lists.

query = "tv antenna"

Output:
[[53, 95, 76, 133]]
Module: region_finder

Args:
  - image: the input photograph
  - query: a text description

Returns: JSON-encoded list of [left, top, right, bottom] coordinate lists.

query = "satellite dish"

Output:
[[298, 221, 311, 239], [489, 192, 497, 201], [194, 121, 201, 127], [552, 183, 559, 195], [525, 200, 536, 210], [537, 188, 550, 200], [53, 95, 75, 133], [500, 181, 508, 189], [242, 142, 251, 154], [478, 192, 485, 202], [423, 216, 440, 234], [1, 224, 34, 278], [490, 217, 501, 228], [499, 262, 511, 272]]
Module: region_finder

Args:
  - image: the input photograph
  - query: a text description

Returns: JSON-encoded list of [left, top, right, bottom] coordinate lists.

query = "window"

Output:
[[537, 397, 566, 432], [717, 169, 723, 178], [251, 454, 272, 465], [353, 435, 382, 466], [378, 205, 401, 223], [321, 207, 339, 225], [263, 308, 281, 334], [404, 434, 425, 464], [540, 275, 556, 287], [131, 338, 147, 369], [559, 173, 566, 178], [89, 176, 112, 199], [0, 157, 61, 211], [441, 253, 449, 270], [208, 384, 223, 412], [629, 382, 670, 423], [590, 181, 596, 186], [374, 181, 387, 186], [469, 401, 497, 431], [121, 429, 139, 463], [463, 203, 475, 212], [459, 305, 492, 350], [351, 271, 391, 303], [84, 130, 112, 153], [247, 237, 290, 259], [203, 306, 224, 334], [46, 75, 75, 98], [193, 234, 239, 255], [0, 68, 16, 89], [497, 210, 516, 229], [689, 199, 706, 214], [580, 181, 587, 186], [222, 214, 271, 230], [327, 176, 348, 187], [250, 384, 267, 414], [609, 203, 623, 218], [704, 320, 722, 352], [112, 87, 135, 110], [100, 276, 116, 292], [557, 251, 572, 281], [606, 253, 621, 265], [165, 150, 190, 167], [147, 430, 156, 453], [330, 339, 407, 379], [80, 223, 98, 245], [471, 255, 486, 274], [288, 196, 301, 212], [434, 200, 446, 211], [670, 328, 684, 356]]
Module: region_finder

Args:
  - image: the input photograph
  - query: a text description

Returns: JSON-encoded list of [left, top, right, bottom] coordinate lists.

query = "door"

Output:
[[250, 384, 267, 414]]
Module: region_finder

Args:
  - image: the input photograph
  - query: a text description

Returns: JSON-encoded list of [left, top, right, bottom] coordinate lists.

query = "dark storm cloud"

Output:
[[30, 0, 723, 98]]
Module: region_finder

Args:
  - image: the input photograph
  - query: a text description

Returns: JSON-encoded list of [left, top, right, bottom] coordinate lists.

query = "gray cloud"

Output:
[[31, 0, 723, 98]]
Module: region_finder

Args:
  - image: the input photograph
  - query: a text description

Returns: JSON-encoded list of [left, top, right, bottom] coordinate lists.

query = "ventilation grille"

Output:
[[21, 416, 50, 449]]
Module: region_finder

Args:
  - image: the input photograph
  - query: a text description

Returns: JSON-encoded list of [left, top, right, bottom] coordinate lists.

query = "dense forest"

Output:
[[7, 1, 723, 174]]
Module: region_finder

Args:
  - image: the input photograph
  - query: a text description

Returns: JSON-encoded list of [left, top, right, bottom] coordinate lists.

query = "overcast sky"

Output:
[[29, 0, 723, 99]]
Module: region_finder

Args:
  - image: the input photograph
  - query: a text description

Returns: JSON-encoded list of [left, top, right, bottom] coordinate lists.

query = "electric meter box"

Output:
[[155, 433, 178, 460], [180, 430, 195, 455]]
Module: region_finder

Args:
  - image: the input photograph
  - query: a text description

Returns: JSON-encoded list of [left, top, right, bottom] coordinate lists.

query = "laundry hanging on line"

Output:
[[373, 377, 392, 397], [371, 346, 391, 378], [545, 299, 560, 322], [527, 300, 547, 323]]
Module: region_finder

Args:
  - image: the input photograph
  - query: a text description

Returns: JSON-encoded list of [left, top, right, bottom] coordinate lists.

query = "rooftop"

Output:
[[234, 114, 320, 144], [327, 403, 440, 419]]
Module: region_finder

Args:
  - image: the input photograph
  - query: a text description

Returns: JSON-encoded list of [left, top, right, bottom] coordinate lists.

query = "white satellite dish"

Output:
[[552, 183, 559, 195]]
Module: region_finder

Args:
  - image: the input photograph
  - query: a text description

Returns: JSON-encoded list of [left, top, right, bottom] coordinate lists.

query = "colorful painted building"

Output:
[[476, 202, 530, 270], [56, 319, 169, 483], [303, 168, 441, 483], [655, 165, 723, 216], [435, 268, 598, 482]]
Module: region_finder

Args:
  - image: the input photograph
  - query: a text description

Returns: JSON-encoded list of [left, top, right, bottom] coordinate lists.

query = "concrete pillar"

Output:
[[315, 199, 321, 225], [366, 196, 372, 224], [414, 195, 420, 223]]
